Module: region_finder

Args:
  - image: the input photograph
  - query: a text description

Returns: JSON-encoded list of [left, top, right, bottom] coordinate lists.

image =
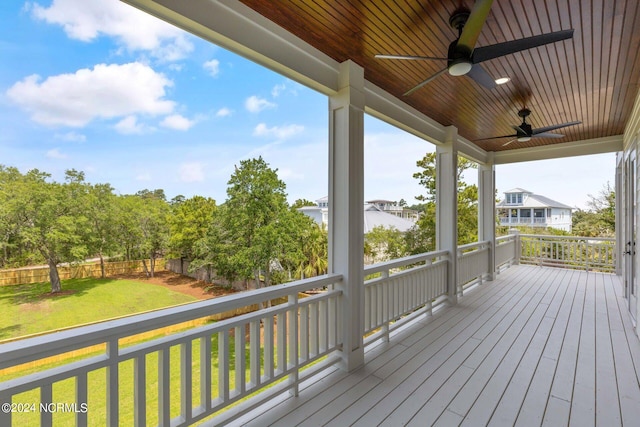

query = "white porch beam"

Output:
[[478, 157, 496, 281], [493, 135, 623, 164], [122, 0, 340, 95], [328, 61, 365, 371], [436, 127, 459, 304]]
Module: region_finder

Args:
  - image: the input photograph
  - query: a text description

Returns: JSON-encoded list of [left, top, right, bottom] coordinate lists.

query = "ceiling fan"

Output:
[[479, 108, 581, 146], [375, 0, 574, 95]]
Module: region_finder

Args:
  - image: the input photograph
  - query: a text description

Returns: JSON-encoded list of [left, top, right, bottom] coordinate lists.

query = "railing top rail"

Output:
[[457, 240, 491, 252], [496, 235, 516, 242], [0, 273, 343, 370], [519, 234, 615, 242], [363, 250, 449, 275]]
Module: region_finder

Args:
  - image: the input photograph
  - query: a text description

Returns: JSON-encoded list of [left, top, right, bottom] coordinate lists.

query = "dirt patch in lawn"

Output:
[[112, 270, 237, 300]]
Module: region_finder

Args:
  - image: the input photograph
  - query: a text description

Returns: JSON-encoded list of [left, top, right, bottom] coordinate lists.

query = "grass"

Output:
[[0, 278, 197, 341], [0, 277, 268, 426]]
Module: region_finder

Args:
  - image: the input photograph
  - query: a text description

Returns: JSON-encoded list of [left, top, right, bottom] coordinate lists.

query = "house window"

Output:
[[506, 193, 523, 204]]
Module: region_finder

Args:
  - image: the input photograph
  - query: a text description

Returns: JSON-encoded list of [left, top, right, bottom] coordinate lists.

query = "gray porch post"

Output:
[[479, 158, 496, 281], [436, 127, 459, 304], [328, 60, 365, 371]]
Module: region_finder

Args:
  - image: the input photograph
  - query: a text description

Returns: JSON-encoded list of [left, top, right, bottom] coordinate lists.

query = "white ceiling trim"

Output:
[[492, 135, 623, 164]]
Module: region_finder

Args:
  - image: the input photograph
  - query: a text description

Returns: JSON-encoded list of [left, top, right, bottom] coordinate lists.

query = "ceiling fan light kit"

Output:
[[448, 59, 473, 76]]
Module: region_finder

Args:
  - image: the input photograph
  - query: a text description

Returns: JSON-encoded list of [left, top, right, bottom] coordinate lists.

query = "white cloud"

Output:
[[115, 115, 149, 135], [216, 107, 232, 118], [245, 95, 276, 113], [271, 83, 286, 97], [253, 123, 304, 139], [46, 148, 67, 159], [179, 162, 205, 182], [160, 114, 195, 131], [28, 0, 193, 61], [203, 59, 220, 77], [55, 131, 86, 142], [6, 62, 175, 127]]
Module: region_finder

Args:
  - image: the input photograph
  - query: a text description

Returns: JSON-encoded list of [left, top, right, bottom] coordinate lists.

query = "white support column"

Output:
[[328, 60, 365, 371], [436, 128, 459, 304], [478, 160, 496, 281], [615, 155, 622, 275]]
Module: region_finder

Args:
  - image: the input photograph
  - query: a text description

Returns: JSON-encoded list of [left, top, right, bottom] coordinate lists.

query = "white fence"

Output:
[[363, 250, 449, 340], [0, 274, 342, 427], [519, 234, 616, 272]]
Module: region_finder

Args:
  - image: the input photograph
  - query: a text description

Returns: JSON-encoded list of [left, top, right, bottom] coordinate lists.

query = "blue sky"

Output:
[[0, 0, 616, 209]]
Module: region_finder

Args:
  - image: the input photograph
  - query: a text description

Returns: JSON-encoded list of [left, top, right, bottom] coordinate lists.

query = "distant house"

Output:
[[496, 188, 573, 232], [365, 199, 419, 222], [299, 197, 416, 233]]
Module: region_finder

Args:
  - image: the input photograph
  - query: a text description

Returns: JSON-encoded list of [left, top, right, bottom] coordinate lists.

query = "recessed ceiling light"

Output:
[[495, 77, 511, 85]]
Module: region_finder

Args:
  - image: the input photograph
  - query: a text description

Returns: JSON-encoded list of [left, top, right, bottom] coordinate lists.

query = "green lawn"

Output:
[[0, 278, 262, 426], [0, 278, 197, 341]]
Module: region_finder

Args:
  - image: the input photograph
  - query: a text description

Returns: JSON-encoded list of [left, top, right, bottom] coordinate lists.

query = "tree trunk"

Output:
[[254, 269, 264, 310], [141, 259, 150, 278], [99, 253, 105, 278], [48, 258, 62, 293], [150, 256, 155, 278]]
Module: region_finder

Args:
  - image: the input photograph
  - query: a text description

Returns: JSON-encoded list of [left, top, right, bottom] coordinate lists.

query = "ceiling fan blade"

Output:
[[375, 54, 448, 61], [404, 68, 448, 96], [534, 132, 566, 138], [532, 120, 581, 134], [457, 0, 494, 51], [466, 64, 496, 89], [472, 29, 574, 63], [502, 138, 518, 147], [476, 134, 518, 141], [511, 125, 526, 134]]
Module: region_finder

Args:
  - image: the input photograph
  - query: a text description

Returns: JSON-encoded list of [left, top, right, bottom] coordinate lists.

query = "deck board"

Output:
[[234, 265, 640, 427]]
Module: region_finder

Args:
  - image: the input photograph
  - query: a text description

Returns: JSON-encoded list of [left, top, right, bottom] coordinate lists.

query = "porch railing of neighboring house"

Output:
[[363, 250, 449, 342], [518, 234, 616, 272], [0, 274, 343, 427]]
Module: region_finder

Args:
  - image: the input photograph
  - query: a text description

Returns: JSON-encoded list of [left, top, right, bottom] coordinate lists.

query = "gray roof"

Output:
[[497, 193, 572, 209], [504, 188, 533, 194], [363, 205, 415, 233]]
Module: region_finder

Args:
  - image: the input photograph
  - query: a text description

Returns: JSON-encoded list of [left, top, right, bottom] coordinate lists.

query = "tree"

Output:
[[136, 194, 170, 277], [287, 212, 328, 279], [365, 226, 407, 264], [195, 157, 294, 289], [572, 182, 615, 237], [291, 198, 317, 209], [408, 153, 478, 254], [14, 169, 91, 292], [86, 183, 119, 278], [168, 196, 217, 260]]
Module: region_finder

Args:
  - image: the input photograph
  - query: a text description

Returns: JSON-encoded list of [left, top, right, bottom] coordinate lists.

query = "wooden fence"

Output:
[[0, 259, 166, 286]]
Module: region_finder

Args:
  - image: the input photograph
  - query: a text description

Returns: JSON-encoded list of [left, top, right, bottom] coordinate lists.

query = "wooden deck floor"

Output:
[[234, 265, 640, 427]]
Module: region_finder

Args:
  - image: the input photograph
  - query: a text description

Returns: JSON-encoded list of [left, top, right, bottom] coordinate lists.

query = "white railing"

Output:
[[0, 274, 343, 427], [500, 218, 547, 225], [519, 234, 616, 272], [496, 234, 517, 269], [457, 241, 491, 292], [363, 250, 449, 341]]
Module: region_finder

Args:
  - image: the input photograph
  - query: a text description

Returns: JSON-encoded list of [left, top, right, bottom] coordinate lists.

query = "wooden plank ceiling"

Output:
[[238, 0, 640, 152]]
